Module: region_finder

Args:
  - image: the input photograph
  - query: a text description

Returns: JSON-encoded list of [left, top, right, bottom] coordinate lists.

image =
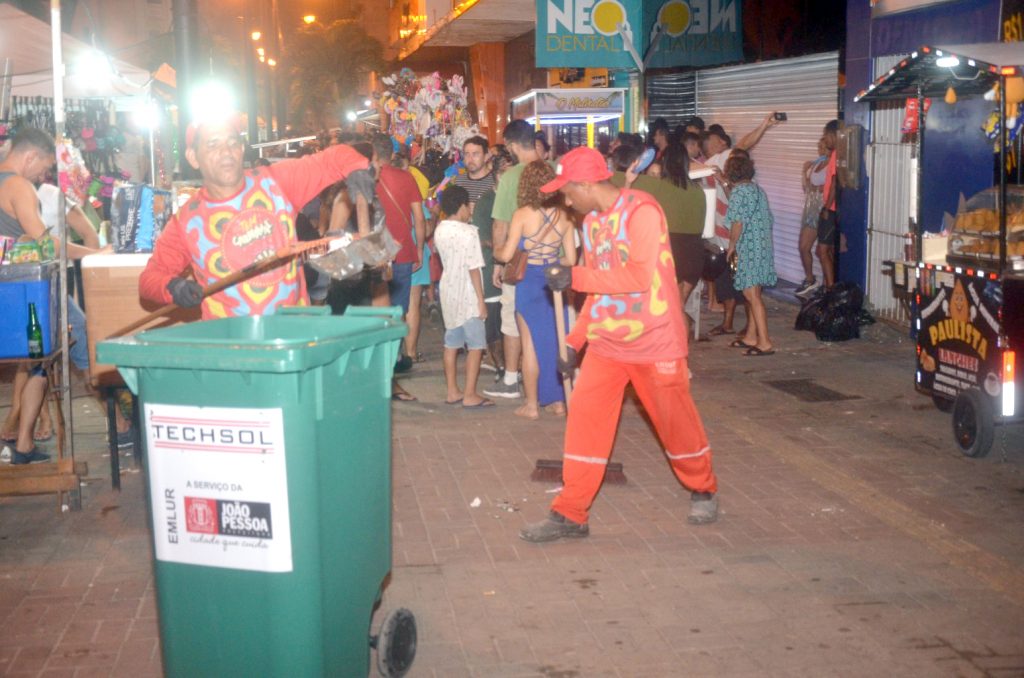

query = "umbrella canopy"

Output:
[[1, 4, 154, 108], [855, 43, 1024, 103]]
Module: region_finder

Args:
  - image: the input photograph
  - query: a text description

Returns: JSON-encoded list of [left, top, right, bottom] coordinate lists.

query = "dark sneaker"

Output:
[[520, 511, 590, 543], [394, 355, 414, 374], [116, 428, 135, 449], [483, 379, 521, 399], [11, 448, 51, 465], [688, 492, 719, 525], [794, 277, 820, 298]]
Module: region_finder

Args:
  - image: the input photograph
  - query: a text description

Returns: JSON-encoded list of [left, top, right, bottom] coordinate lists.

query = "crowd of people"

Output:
[[4, 108, 841, 540]]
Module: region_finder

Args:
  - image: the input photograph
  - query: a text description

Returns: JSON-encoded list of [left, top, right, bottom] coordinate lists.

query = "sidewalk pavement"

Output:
[[1, 293, 1022, 677]]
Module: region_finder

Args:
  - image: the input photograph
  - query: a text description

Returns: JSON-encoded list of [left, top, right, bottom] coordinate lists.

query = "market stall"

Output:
[[857, 44, 1023, 458], [510, 88, 626, 149]]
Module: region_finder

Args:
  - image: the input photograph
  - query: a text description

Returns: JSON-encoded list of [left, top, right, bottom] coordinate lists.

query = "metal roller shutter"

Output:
[[865, 54, 913, 323], [647, 72, 697, 128], [695, 52, 840, 285]]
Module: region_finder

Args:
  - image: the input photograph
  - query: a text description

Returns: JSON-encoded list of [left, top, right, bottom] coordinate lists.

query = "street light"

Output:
[[251, 30, 262, 41], [303, 14, 316, 24], [267, 58, 277, 67], [257, 47, 265, 57]]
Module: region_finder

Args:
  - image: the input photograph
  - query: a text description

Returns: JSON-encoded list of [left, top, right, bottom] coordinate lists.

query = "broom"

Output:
[[532, 287, 626, 484]]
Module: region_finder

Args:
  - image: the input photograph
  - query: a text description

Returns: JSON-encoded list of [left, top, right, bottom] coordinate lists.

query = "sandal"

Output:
[[729, 338, 755, 349], [34, 429, 53, 443], [744, 346, 776, 357], [708, 325, 735, 336]]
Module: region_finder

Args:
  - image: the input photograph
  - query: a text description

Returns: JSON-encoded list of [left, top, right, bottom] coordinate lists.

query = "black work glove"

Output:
[[167, 277, 204, 308], [557, 346, 578, 377], [545, 264, 572, 291]]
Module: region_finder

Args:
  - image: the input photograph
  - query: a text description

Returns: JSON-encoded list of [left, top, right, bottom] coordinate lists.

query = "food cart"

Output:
[[857, 44, 1023, 458]]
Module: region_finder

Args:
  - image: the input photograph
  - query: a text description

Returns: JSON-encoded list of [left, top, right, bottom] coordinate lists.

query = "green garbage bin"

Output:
[[98, 306, 414, 677]]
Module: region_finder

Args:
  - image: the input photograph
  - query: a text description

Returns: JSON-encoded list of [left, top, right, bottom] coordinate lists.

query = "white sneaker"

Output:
[[1, 446, 11, 464]]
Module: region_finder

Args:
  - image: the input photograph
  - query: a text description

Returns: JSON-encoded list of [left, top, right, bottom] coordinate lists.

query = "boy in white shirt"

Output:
[[434, 185, 493, 408]]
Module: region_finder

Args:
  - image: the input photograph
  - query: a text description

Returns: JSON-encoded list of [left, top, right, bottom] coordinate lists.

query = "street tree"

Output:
[[285, 19, 384, 132]]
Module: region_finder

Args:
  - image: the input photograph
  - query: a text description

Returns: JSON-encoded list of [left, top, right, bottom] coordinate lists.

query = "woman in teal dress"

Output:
[[725, 151, 777, 356]]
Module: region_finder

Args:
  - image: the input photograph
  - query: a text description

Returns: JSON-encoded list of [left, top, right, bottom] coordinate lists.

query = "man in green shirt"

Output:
[[471, 147, 514, 372], [484, 120, 545, 399]]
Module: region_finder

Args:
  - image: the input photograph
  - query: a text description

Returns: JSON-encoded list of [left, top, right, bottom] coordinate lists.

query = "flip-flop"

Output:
[[744, 347, 776, 357], [34, 431, 53, 443], [708, 325, 735, 336], [729, 338, 755, 349], [391, 391, 418, 402], [0, 435, 16, 445], [444, 398, 463, 405], [462, 399, 495, 409]]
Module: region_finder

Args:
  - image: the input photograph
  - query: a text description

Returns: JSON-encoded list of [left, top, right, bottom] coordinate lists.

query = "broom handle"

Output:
[[553, 289, 573, 403], [109, 238, 332, 338]]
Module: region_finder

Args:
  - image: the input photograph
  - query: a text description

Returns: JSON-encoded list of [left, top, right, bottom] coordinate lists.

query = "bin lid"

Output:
[[0, 260, 59, 282], [97, 307, 407, 373]]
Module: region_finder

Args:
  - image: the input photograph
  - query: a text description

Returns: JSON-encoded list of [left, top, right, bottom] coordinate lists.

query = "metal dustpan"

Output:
[[307, 229, 400, 281]]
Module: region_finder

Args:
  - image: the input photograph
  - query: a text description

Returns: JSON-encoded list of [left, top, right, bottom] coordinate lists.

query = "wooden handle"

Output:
[[107, 238, 334, 338], [553, 289, 573, 404]]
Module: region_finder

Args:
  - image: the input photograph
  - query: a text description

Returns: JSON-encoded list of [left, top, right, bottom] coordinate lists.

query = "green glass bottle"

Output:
[[27, 302, 43, 359]]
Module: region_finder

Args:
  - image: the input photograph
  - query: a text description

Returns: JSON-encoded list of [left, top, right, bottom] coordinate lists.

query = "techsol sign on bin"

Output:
[[536, 0, 741, 69], [145, 404, 293, 573]]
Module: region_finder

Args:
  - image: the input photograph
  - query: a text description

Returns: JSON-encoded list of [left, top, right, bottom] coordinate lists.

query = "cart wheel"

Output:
[[952, 389, 994, 458], [932, 394, 953, 413], [371, 608, 416, 677]]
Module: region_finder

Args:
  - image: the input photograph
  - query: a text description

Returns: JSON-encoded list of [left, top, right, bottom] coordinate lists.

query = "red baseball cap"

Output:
[[185, 113, 245, 149], [540, 147, 613, 193]]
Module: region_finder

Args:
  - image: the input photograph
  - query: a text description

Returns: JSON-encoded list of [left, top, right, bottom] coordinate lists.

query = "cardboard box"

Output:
[[81, 253, 200, 388], [0, 262, 59, 359], [923, 235, 949, 264]]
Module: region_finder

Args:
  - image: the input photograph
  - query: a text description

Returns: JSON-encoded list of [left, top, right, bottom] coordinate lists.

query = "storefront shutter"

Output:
[[647, 72, 697, 128], [865, 54, 913, 323], [695, 52, 840, 285]]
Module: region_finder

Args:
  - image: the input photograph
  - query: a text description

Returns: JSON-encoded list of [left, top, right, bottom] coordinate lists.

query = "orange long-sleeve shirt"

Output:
[[139, 144, 369, 319], [567, 188, 688, 363]]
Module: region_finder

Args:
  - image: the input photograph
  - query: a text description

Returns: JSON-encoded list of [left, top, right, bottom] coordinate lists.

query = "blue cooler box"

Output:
[[0, 261, 60, 359]]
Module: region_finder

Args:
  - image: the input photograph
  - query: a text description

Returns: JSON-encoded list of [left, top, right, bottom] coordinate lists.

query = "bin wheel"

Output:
[[952, 389, 994, 458], [932, 394, 953, 413], [371, 608, 416, 677]]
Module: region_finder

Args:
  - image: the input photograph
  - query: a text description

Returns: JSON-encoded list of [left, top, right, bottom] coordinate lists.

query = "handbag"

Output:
[[503, 249, 529, 285], [503, 209, 558, 285]]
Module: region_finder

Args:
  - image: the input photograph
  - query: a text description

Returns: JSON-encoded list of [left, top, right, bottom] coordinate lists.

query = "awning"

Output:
[[510, 88, 627, 125], [0, 4, 155, 107], [855, 44, 1024, 103], [397, 0, 534, 61]]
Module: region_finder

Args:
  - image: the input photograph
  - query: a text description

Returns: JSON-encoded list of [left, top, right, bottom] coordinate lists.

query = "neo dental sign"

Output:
[[536, 0, 741, 69], [538, 0, 642, 68]]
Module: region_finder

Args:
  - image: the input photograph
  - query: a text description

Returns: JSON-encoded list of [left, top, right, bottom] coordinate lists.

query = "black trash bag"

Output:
[[702, 241, 728, 281], [795, 293, 831, 332], [828, 281, 864, 311], [815, 306, 861, 342]]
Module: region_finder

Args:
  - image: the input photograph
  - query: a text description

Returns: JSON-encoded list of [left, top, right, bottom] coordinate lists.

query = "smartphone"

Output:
[[773, 112, 788, 121], [634, 147, 657, 174]]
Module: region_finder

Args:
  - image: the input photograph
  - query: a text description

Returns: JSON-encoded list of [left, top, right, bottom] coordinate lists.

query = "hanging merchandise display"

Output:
[[379, 68, 479, 157]]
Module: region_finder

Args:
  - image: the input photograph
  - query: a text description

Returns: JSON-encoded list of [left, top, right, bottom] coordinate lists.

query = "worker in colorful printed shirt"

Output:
[[519, 147, 719, 543], [140, 115, 376, 317]]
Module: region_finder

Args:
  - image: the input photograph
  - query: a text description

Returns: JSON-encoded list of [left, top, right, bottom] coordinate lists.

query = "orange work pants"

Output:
[[551, 352, 717, 524]]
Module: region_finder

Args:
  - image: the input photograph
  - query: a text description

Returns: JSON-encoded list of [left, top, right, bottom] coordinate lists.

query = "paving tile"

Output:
[[3, 299, 1024, 675]]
